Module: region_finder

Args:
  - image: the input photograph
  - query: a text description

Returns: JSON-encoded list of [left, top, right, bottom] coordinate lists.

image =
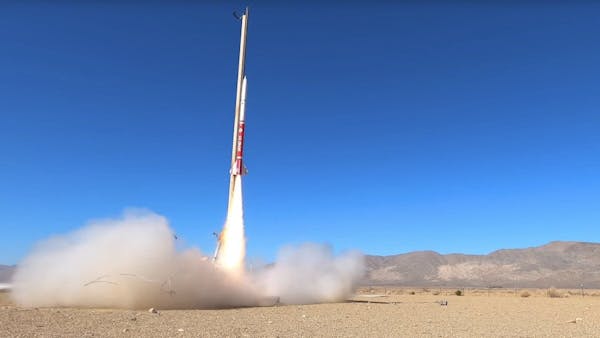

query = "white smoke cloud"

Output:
[[11, 210, 364, 309], [11, 210, 257, 309], [253, 244, 365, 304]]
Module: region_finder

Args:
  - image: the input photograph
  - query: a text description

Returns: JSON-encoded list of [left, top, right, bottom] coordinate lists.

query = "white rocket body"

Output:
[[214, 8, 249, 264], [231, 76, 248, 178]]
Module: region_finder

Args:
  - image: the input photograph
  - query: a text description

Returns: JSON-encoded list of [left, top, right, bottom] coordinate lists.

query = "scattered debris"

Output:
[[566, 318, 583, 324], [148, 308, 159, 314], [177, 328, 184, 332], [438, 300, 448, 306], [83, 273, 176, 296], [355, 294, 388, 299], [348, 299, 400, 304], [122, 328, 129, 333], [83, 275, 118, 287]]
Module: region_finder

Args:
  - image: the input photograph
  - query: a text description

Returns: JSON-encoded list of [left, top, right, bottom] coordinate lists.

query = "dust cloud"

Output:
[[253, 244, 365, 304], [11, 210, 364, 309]]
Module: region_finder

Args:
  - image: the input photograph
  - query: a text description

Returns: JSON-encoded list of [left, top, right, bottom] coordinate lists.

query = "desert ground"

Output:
[[2, 287, 600, 337]]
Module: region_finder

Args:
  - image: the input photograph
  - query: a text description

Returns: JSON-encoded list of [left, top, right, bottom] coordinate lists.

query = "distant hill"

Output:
[[0, 265, 15, 283], [365, 241, 600, 288]]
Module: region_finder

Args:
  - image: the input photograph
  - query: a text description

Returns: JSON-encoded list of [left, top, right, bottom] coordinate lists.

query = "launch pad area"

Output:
[[3, 288, 600, 337]]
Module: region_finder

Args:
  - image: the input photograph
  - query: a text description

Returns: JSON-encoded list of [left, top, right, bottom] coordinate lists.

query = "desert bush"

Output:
[[432, 290, 440, 295], [547, 288, 562, 298], [455, 290, 462, 296], [409, 291, 415, 295], [520, 291, 530, 298]]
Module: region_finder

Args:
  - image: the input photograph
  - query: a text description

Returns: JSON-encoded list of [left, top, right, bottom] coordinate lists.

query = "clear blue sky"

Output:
[[2, 2, 599, 265]]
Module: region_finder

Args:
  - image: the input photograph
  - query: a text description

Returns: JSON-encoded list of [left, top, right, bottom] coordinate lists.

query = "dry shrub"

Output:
[[520, 291, 530, 298], [547, 288, 562, 298], [432, 290, 440, 296]]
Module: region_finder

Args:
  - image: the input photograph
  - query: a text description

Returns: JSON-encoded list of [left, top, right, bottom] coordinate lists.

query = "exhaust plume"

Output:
[[11, 210, 364, 309], [215, 175, 246, 274]]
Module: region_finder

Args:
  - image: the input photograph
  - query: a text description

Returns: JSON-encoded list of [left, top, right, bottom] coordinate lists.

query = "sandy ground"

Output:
[[2, 288, 600, 337]]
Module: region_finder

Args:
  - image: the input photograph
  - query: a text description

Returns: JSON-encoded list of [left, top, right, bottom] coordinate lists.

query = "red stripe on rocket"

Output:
[[231, 76, 248, 176]]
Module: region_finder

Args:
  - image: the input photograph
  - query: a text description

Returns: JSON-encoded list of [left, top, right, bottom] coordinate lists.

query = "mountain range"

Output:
[[0, 265, 15, 284], [365, 241, 600, 288]]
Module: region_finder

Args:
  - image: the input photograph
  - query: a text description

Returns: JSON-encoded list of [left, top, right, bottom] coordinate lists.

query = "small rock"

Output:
[[122, 328, 129, 333], [301, 314, 307, 318], [178, 328, 184, 332], [267, 320, 273, 324], [566, 318, 583, 324], [148, 308, 158, 314], [130, 317, 137, 321]]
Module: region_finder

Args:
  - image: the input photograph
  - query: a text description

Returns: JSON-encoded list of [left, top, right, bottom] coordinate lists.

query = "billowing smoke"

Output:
[[253, 244, 365, 304], [11, 210, 364, 309], [11, 210, 257, 309]]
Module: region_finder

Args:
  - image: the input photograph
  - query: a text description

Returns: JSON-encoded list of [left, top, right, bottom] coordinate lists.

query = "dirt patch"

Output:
[[2, 289, 600, 337]]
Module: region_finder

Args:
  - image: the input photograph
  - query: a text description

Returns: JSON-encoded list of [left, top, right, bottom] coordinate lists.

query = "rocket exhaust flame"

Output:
[[215, 175, 245, 273]]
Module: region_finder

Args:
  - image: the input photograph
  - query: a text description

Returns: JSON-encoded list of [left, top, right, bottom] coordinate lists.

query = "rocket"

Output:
[[228, 7, 249, 202], [213, 8, 249, 263], [230, 77, 248, 178]]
